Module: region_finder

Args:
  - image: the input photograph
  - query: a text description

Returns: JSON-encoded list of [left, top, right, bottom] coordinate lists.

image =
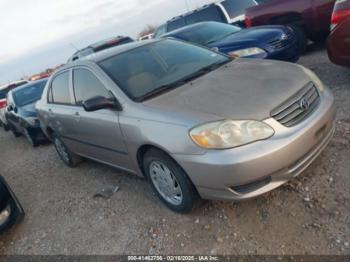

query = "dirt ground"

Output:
[[0, 45, 349, 255]]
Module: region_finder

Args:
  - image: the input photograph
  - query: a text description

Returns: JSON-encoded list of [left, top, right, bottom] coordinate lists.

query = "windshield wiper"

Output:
[[136, 60, 230, 102], [135, 84, 179, 102]]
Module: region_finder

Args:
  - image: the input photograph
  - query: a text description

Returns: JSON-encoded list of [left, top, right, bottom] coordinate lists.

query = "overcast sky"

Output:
[[0, 0, 215, 85]]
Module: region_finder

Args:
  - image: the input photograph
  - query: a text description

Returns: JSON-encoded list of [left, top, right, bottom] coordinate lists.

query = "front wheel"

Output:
[[53, 133, 82, 168], [143, 149, 197, 213]]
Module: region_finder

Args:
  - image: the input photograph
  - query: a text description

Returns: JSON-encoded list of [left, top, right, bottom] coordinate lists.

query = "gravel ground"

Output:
[[0, 46, 349, 255]]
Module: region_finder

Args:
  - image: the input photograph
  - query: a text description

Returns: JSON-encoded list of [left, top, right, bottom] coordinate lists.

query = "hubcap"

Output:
[[149, 161, 183, 206], [54, 138, 69, 163]]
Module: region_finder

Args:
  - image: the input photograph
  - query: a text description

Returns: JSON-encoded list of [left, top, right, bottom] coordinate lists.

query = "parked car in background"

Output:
[[67, 36, 134, 62], [245, 0, 337, 52], [5, 79, 48, 147], [139, 33, 154, 41], [327, 0, 350, 67], [163, 22, 299, 62], [37, 39, 335, 213], [0, 175, 24, 233], [154, 0, 258, 38], [0, 80, 28, 131]]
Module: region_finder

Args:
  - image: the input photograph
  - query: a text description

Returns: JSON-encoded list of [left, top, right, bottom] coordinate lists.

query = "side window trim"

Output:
[[47, 69, 73, 106], [72, 66, 111, 107]]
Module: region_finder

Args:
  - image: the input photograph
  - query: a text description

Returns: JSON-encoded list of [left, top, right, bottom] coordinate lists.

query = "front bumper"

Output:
[[173, 87, 336, 201]]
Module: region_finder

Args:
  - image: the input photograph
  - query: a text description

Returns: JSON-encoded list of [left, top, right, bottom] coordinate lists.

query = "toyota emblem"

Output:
[[299, 98, 310, 111]]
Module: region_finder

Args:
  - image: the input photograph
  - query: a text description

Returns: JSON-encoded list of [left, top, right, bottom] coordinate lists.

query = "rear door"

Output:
[[70, 67, 132, 171], [47, 70, 78, 150]]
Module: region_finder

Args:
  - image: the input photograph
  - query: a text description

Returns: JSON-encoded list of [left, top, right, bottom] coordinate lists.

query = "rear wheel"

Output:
[[9, 125, 21, 138], [143, 149, 197, 213], [53, 133, 82, 167], [0, 121, 9, 132]]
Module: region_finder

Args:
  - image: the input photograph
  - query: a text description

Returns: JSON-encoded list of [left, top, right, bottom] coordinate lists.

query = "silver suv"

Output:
[[36, 39, 336, 213]]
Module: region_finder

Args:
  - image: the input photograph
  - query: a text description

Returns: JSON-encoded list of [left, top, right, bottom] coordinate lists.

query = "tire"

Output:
[[143, 148, 197, 213], [52, 133, 82, 168], [23, 128, 39, 147], [9, 125, 21, 138], [0, 121, 9, 132], [290, 25, 308, 53]]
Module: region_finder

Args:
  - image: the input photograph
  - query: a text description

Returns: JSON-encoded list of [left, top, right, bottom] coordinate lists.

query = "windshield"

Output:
[[13, 80, 47, 106], [99, 39, 230, 101], [175, 22, 241, 45], [221, 0, 257, 18]]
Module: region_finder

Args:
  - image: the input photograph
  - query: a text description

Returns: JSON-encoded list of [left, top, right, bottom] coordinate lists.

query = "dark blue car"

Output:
[[162, 21, 300, 62]]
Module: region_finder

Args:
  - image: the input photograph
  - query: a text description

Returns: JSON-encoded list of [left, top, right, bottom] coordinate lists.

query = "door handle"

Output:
[[74, 112, 81, 122]]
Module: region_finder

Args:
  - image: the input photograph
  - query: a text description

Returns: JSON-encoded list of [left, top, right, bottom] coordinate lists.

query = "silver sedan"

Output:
[[36, 39, 336, 213]]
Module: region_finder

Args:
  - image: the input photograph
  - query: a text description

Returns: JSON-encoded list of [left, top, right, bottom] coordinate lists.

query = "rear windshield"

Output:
[[186, 5, 226, 25], [0, 82, 27, 99], [168, 5, 226, 32], [13, 80, 47, 106], [221, 0, 257, 18], [168, 17, 186, 32]]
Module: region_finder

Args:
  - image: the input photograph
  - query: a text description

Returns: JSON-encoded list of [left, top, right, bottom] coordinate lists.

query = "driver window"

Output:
[[72, 69, 112, 105]]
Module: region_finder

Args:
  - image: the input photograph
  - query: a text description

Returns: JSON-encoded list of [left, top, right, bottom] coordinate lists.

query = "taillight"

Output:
[[0, 99, 7, 109], [245, 15, 252, 28], [331, 9, 350, 30]]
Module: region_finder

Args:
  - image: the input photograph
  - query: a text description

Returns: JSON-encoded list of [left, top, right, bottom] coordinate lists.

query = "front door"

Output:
[[70, 68, 133, 172]]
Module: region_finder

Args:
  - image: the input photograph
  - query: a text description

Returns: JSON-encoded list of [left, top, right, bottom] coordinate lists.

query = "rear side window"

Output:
[[221, 0, 257, 18], [73, 69, 111, 105], [168, 17, 186, 32], [185, 5, 226, 25], [50, 72, 71, 104]]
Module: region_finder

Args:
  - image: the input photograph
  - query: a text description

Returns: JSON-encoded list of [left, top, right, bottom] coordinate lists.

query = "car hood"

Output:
[[208, 25, 286, 49], [143, 59, 312, 122], [18, 102, 37, 117]]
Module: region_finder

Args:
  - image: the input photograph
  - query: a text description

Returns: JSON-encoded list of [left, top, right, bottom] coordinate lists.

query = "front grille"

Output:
[[271, 83, 320, 127], [268, 31, 293, 49]]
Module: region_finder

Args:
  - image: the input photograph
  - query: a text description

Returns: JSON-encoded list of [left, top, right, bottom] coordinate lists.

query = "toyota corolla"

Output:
[[36, 39, 336, 213]]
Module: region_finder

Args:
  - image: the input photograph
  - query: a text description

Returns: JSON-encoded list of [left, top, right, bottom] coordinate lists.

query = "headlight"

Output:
[[300, 66, 325, 92], [228, 47, 266, 58], [190, 120, 274, 149]]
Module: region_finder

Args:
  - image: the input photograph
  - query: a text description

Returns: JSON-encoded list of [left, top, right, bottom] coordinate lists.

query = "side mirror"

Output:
[[82, 96, 122, 112], [0, 175, 24, 233]]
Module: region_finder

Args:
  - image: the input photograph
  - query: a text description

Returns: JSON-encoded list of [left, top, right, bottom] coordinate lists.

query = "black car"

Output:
[[67, 36, 134, 63], [5, 79, 48, 147], [0, 175, 24, 233]]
